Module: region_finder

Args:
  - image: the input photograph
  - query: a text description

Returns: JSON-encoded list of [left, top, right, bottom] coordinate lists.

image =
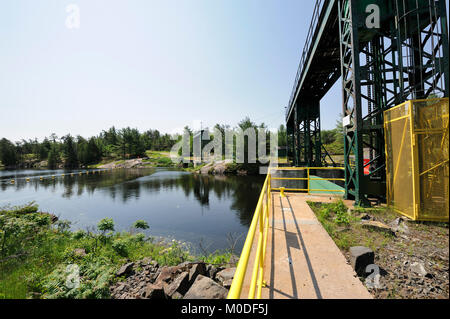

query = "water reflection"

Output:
[[0, 168, 264, 252]]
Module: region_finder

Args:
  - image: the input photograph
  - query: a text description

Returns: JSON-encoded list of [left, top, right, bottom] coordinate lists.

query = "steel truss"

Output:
[[338, 0, 449, 206]]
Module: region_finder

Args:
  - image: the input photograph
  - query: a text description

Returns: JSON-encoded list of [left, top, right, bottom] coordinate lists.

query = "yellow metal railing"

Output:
[[270, 167, 345, 194], [227, 167, 345, 299], [227, 173, 271, 299]]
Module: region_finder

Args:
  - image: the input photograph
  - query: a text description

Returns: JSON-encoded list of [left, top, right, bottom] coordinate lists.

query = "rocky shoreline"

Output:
[[110, 258, 237, 299]]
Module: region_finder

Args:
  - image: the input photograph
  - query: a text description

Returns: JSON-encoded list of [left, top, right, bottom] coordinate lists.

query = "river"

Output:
[[0, 168, 264, 255]]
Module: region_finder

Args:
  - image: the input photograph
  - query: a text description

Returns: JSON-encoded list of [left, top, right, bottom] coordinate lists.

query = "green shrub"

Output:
[[43, 257, 115, 299], [132, 220, 149, 230], [97, 218, 115, 233], [72, 230, 87, 240], [111, 240, 128, 257], [132, 233, 146, 243]]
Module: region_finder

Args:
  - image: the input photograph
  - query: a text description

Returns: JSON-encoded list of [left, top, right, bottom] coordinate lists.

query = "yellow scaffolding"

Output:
[[384, 98, 449, 222]]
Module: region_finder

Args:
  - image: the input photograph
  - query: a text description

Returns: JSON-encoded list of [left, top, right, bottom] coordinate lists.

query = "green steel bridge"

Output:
[[285, 0, 449, 206], [227, 0, 449, 300]]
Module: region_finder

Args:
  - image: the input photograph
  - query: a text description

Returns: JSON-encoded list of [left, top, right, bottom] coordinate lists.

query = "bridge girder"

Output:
[[286, 0, 449, 206]]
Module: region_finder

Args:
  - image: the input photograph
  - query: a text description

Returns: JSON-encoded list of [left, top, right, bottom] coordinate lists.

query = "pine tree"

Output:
[[47, 144, 59, 169], [63, 135, 78, 168]]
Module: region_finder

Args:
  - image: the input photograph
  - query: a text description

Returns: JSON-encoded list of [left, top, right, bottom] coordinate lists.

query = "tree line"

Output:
[[0, 119, 289, 169], [0, 127, 176, 169]]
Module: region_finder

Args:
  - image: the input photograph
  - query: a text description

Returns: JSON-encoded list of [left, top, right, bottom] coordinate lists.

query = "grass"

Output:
[[0, 203, 232, 299], [142, 151, 177, 168], [307, 200, 396, 252], [86, 151, 176, 169]]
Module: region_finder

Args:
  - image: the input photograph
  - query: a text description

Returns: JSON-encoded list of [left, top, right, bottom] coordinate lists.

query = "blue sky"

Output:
[[0, 0, 343, 142]]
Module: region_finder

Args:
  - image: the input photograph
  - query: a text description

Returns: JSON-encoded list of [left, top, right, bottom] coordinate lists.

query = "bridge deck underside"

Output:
[[287, 0, 340, 126], [241, 193, 372, 299]]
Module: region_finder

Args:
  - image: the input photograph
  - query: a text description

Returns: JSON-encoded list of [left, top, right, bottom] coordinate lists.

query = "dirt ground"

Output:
[[308, 199, 449, 299]]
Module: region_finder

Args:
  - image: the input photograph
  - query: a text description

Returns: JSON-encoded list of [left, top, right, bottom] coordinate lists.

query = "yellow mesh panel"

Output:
[[384, 102, 415, 219], [384, 98, 449, 222], [413, 99, 449, 221]]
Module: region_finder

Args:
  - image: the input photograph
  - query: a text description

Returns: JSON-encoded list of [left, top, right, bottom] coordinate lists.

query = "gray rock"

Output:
[[116, 262, 134, 277], [207, 265, 219, 279], [164, 272, 190, 297], [178, 261, 193, 271], [216, 267, 236, 283], [143, 283, 166, 299], [155, 266, 178, 284], [389, 218, 410, 234], [410, 262, 430, 277], [349, 246, 375, 277], [200, 163, 214, 175], [183, 275, 228, 299], [188, 263, 206, 282]]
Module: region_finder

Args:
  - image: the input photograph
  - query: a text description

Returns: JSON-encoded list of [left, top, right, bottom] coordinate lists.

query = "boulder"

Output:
[[216, 267, 236, 283], [189, 263, 207, 284], [155, 266, 180, 284], [183, 275, 228, 299], [213, 162, 227, 175], [200, 164, 214, 175], [410, 262, 431, 277], [164, 272, 190, 297], [349, 246, 375, 277], [143, 283, 166, 299], [116, 262, 134, 277]]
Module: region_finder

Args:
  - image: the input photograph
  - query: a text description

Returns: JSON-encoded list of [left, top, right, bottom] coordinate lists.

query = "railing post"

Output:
[[307, 168, 310, 194]]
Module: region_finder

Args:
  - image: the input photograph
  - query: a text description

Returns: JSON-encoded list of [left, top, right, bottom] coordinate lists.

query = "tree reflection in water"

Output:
[[0, 168, 264, 228]]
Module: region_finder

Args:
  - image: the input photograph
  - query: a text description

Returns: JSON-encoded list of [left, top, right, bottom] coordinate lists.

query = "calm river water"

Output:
[[0, 168, 264, 254]]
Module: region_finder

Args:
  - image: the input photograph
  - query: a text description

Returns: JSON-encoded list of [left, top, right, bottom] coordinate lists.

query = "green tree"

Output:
[[63, 135, 78, 168], [47, 144, 60, 169], [0, 138, 18, 166], [278, 125, 287, 148], [87, 138, 102, 164]]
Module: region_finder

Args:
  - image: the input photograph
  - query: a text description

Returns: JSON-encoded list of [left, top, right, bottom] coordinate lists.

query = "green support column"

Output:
[[338, 0, 371, 206]]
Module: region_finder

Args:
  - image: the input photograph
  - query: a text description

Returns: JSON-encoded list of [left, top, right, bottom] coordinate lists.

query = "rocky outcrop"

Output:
[[183, 275, 229, 299], [110, 259, 236, 299], [116, 262, 135, 277], [98, 159, 144, 169], [198, 160, 232, 176]]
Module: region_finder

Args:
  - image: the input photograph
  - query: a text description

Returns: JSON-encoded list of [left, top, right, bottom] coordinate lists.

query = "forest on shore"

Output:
[[0, 116, 344, 169]]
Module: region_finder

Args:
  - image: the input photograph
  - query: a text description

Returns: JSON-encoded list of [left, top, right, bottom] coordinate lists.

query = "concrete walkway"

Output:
[[241, 193, 372, 299]]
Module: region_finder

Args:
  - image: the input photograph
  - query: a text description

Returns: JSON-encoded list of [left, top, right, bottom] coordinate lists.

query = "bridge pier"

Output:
[[287, 101, 323, 168]]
